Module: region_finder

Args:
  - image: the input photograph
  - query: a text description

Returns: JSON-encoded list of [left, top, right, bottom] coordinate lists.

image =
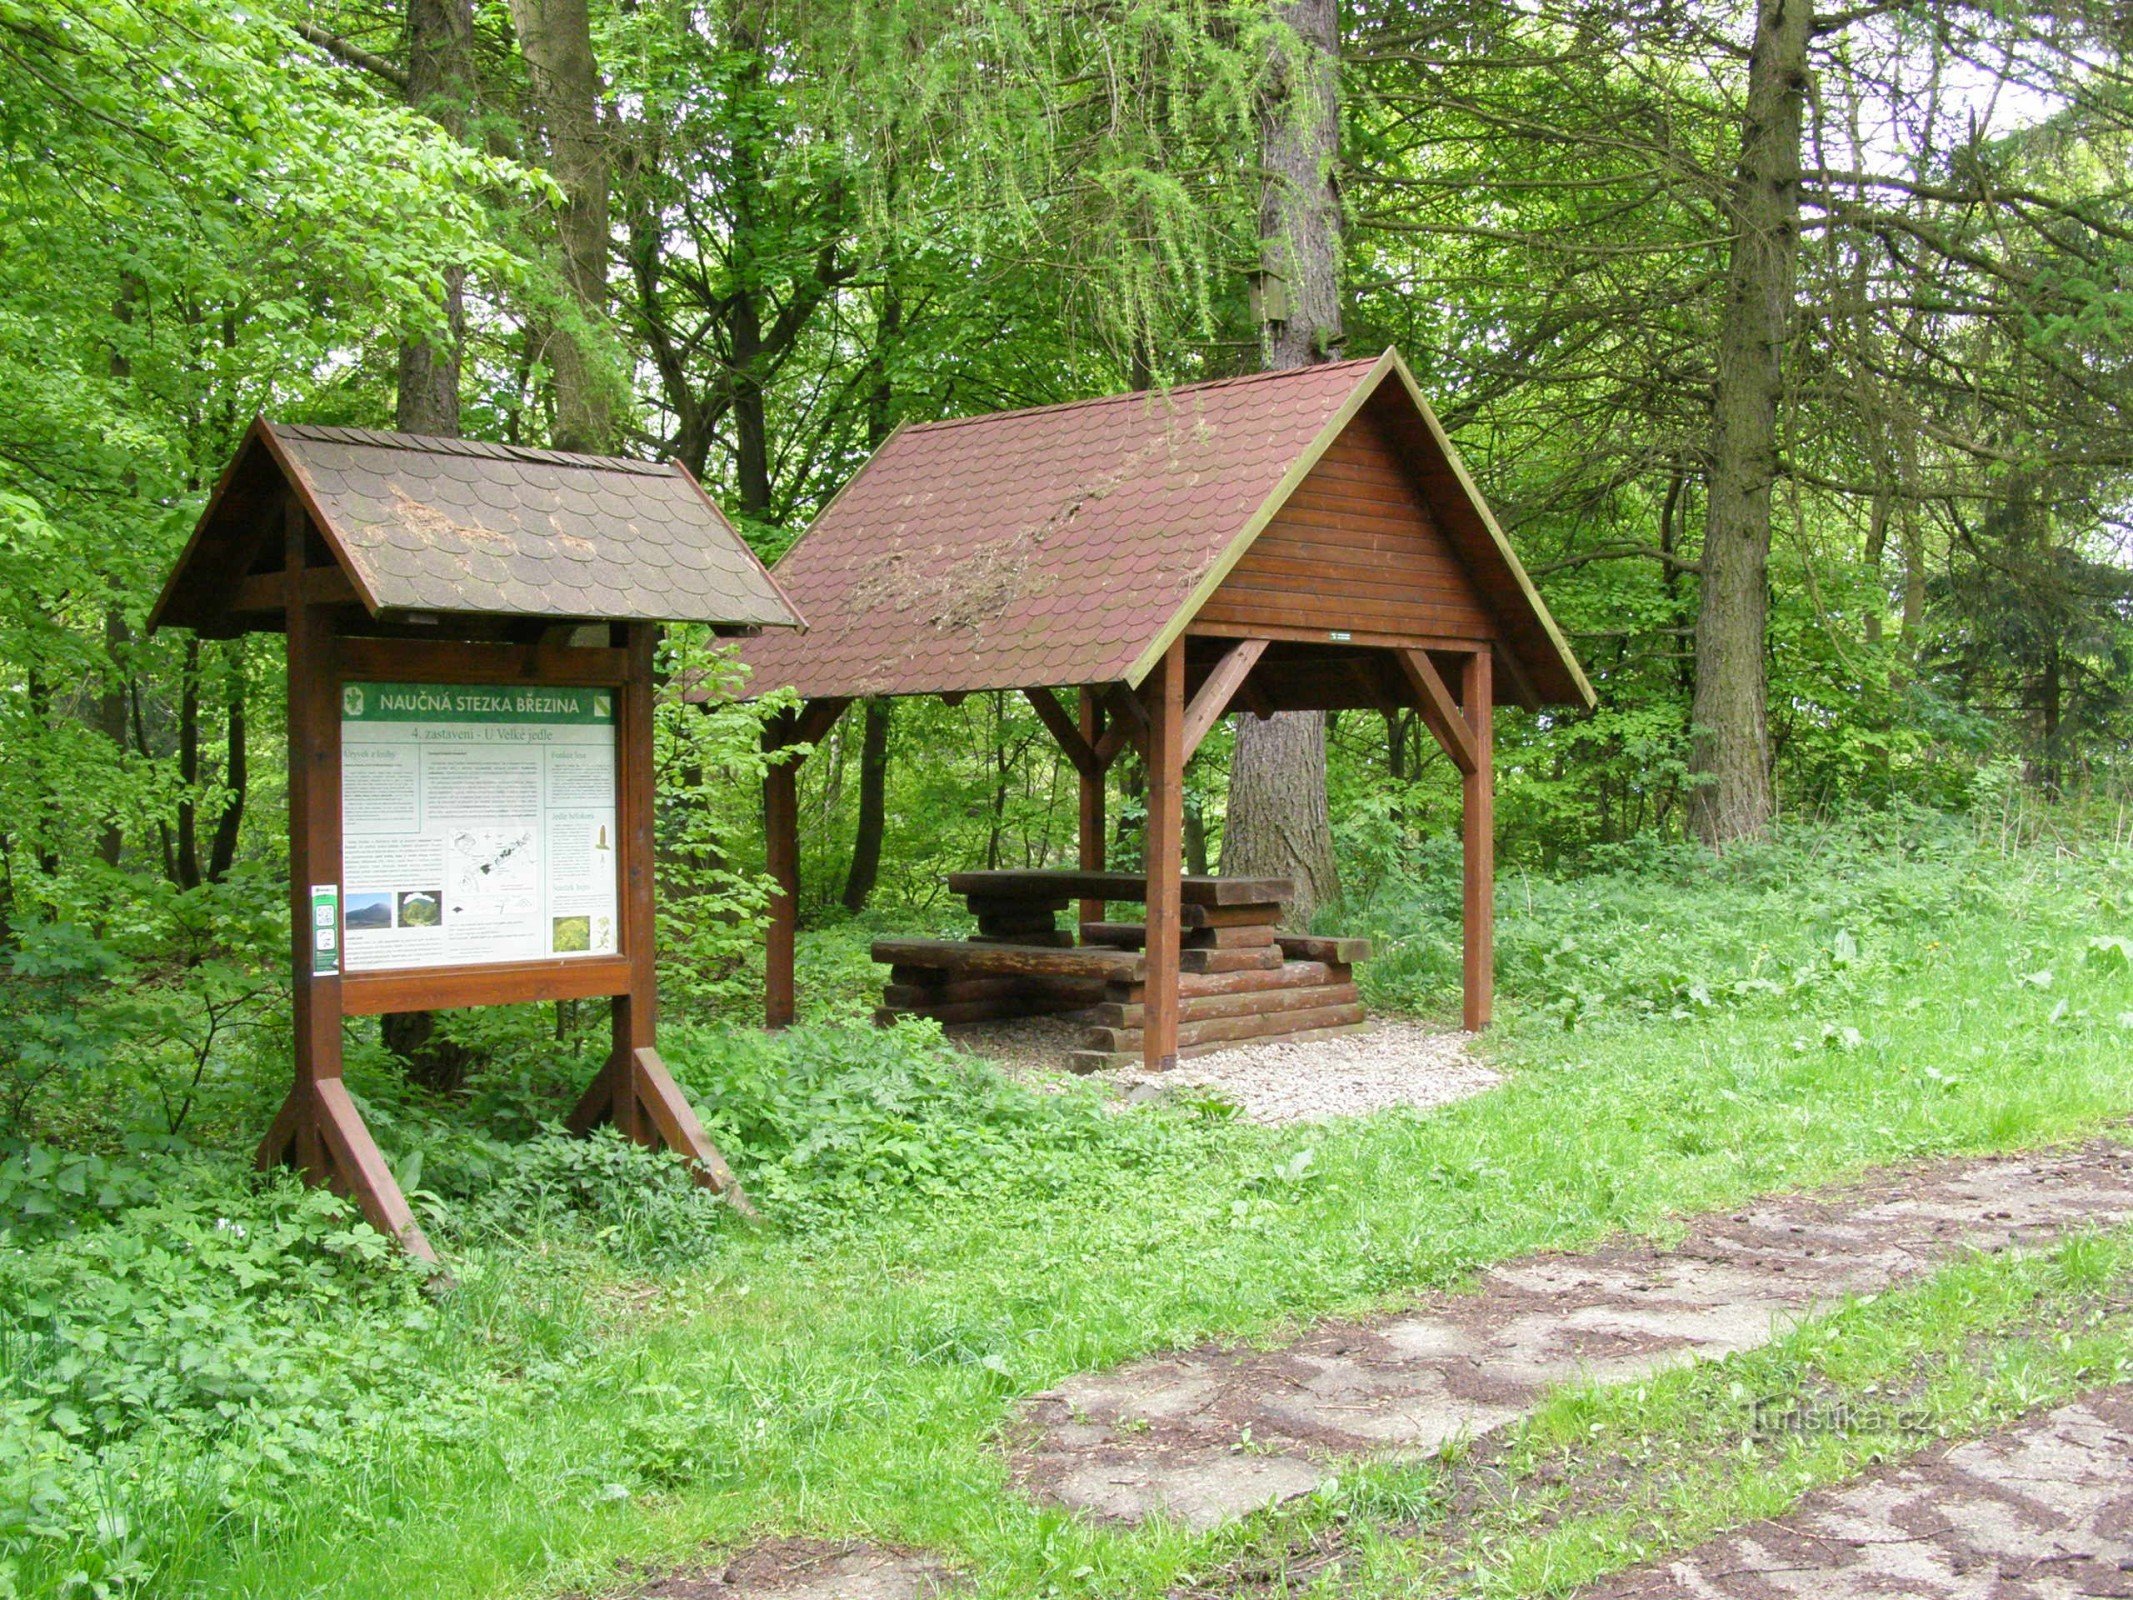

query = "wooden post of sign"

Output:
[[256, 497, 434, 1260], [1141, 642, 1185, 1070], [565, 621, 756, 1217], [611, 620, 657, 1142], [1462, 649, 1495, 1032], [1077, 687, 1106, 934]]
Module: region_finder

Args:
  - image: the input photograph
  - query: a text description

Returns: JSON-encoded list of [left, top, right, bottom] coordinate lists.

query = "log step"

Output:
[[1180, 944, 1284, 975], [972, 929, 1074, 948], [1274, 933, 1373, 964], [1084, 1000, 1368, 1053], [1066, 1019, 1370, 1073], [1075, 981, 1360, 1029], [1105, 959, 1349, 1002], [1080, 921, 1276, 951], [871, 937, 1144, 981], [882, 975, 1106, 1008]]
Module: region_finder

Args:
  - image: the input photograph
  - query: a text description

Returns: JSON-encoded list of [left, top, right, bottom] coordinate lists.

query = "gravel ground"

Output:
[[946, 1016, 1501, 1124]]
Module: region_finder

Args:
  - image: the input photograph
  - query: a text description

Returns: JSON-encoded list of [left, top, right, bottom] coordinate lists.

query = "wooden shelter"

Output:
[[739, 348, 1593, 1069], [151, 420, 801, 1257]]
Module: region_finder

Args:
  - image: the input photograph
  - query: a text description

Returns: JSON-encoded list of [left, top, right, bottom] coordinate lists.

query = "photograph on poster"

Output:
[[340, 682, 620, 973]]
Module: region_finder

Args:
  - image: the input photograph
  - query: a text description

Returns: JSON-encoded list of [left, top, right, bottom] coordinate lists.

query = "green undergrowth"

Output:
[[6, 814, 2133, 1598]]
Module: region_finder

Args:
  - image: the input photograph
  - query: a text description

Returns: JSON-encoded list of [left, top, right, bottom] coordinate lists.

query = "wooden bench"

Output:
[[873, 869, 1372, 1065]]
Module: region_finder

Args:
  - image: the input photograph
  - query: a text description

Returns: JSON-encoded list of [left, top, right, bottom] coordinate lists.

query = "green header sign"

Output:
[[339, 682, 614, 726]]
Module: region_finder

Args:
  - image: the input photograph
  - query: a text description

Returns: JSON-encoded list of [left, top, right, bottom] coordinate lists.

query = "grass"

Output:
[[20, 815, 2133, 1598]]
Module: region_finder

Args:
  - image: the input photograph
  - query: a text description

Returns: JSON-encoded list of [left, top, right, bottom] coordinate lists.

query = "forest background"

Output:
[[11, 0, 2133, 959], [9, 2, 2133, 1595]]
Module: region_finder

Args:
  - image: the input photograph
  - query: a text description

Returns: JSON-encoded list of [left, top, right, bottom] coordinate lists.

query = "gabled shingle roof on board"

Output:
[[152, 420, 800, 635], [738, 349, 1591, 707]]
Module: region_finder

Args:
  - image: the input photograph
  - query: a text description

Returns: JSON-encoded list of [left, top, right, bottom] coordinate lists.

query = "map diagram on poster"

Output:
[[340, 682, 619, 972]]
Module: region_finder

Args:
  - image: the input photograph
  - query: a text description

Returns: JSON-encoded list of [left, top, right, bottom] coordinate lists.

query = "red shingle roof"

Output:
[[737, 350, 1591, 706]]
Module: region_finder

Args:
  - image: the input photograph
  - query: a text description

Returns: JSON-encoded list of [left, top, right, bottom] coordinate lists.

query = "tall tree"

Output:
[[386, 0, 479, 1086], [1686, 0, 1811, 845], [511, 0, 613, 450], [1222, 0, 1343, 920], [397, 0, 476, 434]]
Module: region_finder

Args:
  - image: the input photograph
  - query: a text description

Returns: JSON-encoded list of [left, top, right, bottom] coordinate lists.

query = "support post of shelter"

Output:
[[1142, 642, 1185, 1070], [1077, 688, 1106, 932], [1462, 649, 1494, 1032], [764, 716, 800, 1030], [762, 698, 850, 1030]]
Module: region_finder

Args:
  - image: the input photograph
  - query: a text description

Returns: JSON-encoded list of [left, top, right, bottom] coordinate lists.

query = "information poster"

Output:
[[340, 682, 619, 972]]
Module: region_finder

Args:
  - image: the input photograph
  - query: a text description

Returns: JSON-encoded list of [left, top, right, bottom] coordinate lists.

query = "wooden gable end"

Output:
[[1192, 407, 1496, 645]]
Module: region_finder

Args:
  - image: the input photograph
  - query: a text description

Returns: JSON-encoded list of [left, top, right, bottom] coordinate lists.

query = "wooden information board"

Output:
[[149, 421, 794, 1260]]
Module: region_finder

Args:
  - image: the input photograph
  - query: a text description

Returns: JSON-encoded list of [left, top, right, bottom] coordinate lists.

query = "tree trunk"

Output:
[[1686, 0, 1809, 848], [386, 0, 481, 1077], [840, 698, 892, 912], [1223, 711, 1339, 916], [840, 272, 902, 911], [175, 634, 202, 888], [396, 0, 474, 434], [512, 0, 612, 451], [205, 643, 246, 882], [97, 607, 128, 867], [1223, 0, 1342, 924]]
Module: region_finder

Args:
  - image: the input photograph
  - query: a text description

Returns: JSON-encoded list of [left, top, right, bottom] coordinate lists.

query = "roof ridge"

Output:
[[270, 422, 673, 476], [903, 357, 1381, 435]]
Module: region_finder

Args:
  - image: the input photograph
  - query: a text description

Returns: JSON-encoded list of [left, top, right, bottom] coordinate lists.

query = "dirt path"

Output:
[[1011, 1139, 2133, 1531], [1577, 1386, 2133, 1598]]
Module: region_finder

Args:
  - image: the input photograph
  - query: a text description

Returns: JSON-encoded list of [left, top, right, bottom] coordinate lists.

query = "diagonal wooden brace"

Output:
[[1181, 638, 1269, 756], [258, 1079, 437, 1261], [569, 1045, 759, 1220], [1395, 647, 1481, 775]]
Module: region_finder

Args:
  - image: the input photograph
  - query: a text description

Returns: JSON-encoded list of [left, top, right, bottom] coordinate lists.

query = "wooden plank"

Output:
[[1079, 981, 1361, 1029], [1086, 1000, 1368, 1053], [870, 937, 1145, 980], [1195, 583, 1493, 639], [1187, 620, 1491, 654], [342, 954, 634, 1014], [1463, 648, 1495, 1032], [1394, 647, 1479, 776], [1273, 933, 1375, 965], [971, 929, 1076, 948], [1181, 638, 1269, 757], [947, 869, 1294, 907], [332, 634, 632, 687]]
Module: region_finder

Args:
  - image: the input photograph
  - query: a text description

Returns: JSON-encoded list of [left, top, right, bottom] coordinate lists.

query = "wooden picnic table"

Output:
[[945, 869, 1295, 908]]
